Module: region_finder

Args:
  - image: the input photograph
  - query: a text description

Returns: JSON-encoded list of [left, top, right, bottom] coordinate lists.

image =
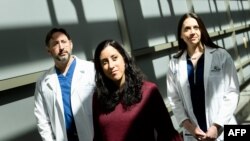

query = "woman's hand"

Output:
[[182, 119, 206, 140], [203, 123, 221, 141]]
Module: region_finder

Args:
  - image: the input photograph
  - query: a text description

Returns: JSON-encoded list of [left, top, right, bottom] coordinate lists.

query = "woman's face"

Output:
[[99, 45, 125, 87], [181, 17, 201, 47]]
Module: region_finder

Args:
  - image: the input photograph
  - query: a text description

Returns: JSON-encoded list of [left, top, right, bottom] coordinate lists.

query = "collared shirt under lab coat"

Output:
[[34, 56, 95, 141], [167, 46, 239, 141]]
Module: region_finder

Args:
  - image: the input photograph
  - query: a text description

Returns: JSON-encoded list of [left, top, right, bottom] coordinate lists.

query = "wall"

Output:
[[1, 0, 121, 140], [121, 0, 250, 96], [0, 84, 40, 141], [0, 0, 121, 81], [1, 0, 250, 140]]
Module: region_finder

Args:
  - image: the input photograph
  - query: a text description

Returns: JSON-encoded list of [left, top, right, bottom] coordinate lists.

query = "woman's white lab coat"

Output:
[[167, 46, 239, 141], [34, 56, 95, 141]]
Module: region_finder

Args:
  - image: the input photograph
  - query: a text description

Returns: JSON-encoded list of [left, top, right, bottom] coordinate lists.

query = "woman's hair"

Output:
[[94, 39, 145, 113], [175, 12, 220, 58]]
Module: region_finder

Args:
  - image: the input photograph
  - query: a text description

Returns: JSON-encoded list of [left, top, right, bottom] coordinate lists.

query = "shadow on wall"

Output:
[[235, 78, 250, 125], [0, 0, 122, 81], [3, 127, 41, 141], [0, 83, 42, 141], [0, 84, 35, 106]]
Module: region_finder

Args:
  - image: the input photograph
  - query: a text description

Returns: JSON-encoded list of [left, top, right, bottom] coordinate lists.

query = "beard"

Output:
[[54, 52, 71, 64]]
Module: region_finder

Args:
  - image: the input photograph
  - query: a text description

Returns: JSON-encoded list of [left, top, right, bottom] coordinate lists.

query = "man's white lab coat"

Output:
[[34, 56, 95, 141]]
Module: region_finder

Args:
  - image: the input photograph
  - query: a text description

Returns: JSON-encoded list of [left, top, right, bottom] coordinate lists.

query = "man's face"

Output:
[[47, 32, 73, 63]]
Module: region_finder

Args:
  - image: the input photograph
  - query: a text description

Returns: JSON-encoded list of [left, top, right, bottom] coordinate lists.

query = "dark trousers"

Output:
[[67, 132, 79, 141]]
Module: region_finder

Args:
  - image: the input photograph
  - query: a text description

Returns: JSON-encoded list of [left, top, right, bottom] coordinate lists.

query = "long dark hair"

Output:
[[94, 40, 145, 113], [175, 12, 220, 58]]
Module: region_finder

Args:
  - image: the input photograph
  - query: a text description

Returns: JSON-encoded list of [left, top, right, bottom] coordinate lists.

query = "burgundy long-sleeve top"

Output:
[[93, 81, 182, 141]]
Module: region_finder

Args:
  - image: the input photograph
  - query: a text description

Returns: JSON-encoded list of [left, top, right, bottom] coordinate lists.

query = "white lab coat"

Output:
[[166, 46, 239, 141], [34, 56, 95, 141]]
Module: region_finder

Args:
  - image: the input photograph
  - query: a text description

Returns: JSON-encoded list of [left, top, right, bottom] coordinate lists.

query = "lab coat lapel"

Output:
[[178, 51, 194, 111], [71, 58, 85, 95], [178, 51, 188, 89], [44, 68, 64, 120], [204, 46, 216, 93]]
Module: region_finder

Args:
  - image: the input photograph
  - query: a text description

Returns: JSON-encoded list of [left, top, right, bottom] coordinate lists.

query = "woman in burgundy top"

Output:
[[93, 39, 183, 141]]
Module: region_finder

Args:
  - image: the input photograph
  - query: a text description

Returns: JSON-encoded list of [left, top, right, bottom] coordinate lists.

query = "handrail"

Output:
[[0, 71, 44, 91], [133, 24, 250, 56]]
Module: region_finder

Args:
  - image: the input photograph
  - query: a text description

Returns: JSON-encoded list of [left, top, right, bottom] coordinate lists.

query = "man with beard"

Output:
[[34, 28, 95, 141]]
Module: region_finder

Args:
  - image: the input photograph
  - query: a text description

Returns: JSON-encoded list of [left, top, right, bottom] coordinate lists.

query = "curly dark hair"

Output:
[[94, 40, 145, 113], [175, 12, 220, 58]]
